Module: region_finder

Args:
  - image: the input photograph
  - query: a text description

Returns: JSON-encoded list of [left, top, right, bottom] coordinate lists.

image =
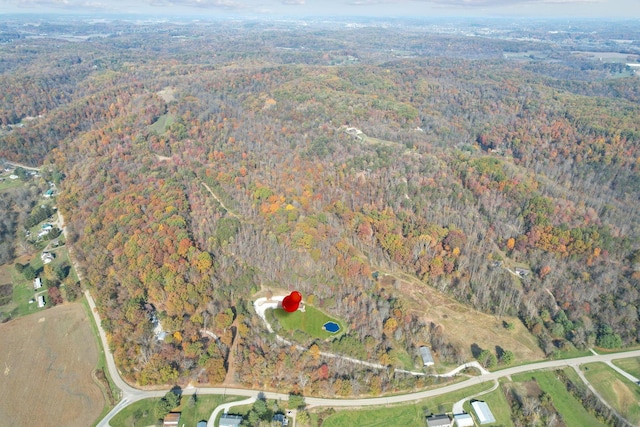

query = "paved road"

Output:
[[92, 290, 640, 425], [48, 168, 640, 426]]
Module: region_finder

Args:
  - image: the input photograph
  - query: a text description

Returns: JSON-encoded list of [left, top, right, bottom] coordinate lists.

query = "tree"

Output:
[[296, 410, 311, 426], [500, 350, 515, 365], [156, 391, 180, 419], [596, 325, 622, 349], [22, 265, 36, 280], [48, 286, 63, 305], [288, 393, 305, 410], [486, 353, 498, 368], [205, 357, 226, 383], [477, 349, 491, 366]]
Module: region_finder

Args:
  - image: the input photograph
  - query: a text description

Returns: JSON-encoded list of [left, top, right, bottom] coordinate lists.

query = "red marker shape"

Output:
[[282, 291, 302, 312]]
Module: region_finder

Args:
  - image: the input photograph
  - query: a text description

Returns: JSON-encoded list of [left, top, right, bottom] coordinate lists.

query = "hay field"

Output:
[[0, 303, 105, 426]]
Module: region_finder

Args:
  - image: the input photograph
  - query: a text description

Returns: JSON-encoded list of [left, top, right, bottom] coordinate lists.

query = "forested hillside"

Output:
[[1, 17, 639, 393]]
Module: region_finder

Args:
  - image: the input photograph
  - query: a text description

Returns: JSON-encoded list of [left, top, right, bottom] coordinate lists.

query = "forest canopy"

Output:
[[1, 17, 639, 392]]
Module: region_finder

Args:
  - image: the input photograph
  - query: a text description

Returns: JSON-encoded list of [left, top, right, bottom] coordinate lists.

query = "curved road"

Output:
[[26, 163, 640, 426], [91, 285, 640, 425]]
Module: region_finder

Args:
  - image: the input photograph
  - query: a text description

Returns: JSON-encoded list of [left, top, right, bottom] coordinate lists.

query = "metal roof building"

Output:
[[471, 401, 496, 424], [219, 414, 243, 427], [419, 346, 435, 366], [426, 413, 452, 427]]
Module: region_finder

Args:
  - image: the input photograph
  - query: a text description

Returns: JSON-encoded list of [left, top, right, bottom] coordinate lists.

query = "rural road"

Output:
[[29, 156, 638, 425], [93, 291, 640, 425], [70, 217, 640, 425]]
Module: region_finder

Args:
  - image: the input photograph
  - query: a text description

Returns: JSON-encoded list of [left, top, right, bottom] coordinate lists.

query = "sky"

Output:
[[1, 0, 639, 18]]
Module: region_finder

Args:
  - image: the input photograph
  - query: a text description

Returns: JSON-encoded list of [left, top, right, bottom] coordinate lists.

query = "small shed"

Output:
[[471, 401, 495, 425], [419, 346, 435, 367], [426, 413, 452, 427], [219, 414, 243, 427], [163, 412, 181, 427], [454, 412, 474, 427]]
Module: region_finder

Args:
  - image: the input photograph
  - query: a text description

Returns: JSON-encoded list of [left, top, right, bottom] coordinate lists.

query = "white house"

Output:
[[33, 277, 42, 290], [41, 252, 55, 264], [37, 295, 46, 308]]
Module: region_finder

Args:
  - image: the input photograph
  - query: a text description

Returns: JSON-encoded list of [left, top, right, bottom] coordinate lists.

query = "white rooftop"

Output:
[[471, 401, 495, 424]]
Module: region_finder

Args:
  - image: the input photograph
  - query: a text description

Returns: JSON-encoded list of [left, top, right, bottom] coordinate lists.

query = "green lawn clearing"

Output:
[[148, 113, 176, 134], [272, 304, 344, 340], [534, 370, 606, 427], [582, 362, 640, 425]]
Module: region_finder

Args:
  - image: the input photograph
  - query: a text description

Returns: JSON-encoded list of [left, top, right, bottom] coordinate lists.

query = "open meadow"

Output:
[[385, 271, 545, 365], [0, 302, 105, 426]]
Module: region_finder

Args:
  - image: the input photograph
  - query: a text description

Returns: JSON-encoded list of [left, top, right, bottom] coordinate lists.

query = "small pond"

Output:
[[323, 321, 340, 333]]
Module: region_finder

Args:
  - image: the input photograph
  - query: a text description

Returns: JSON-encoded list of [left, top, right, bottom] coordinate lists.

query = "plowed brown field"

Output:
[[0, 303, 105, 426]]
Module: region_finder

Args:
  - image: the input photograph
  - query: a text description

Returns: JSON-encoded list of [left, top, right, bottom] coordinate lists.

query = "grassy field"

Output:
[[272, 304, 344, 340], [582, 362, 640, 425], [612, 357, 640, 379], [111, 394, 244, 427], [322, 382, 494, 427], [0, 177, 24, 191], [0, 303, 105, 427], [534, 370, 607, 427]]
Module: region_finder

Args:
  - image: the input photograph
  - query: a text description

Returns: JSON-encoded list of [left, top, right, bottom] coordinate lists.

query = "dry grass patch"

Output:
[[0, 303, 105, 426], [382, 270, 544, 364]]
